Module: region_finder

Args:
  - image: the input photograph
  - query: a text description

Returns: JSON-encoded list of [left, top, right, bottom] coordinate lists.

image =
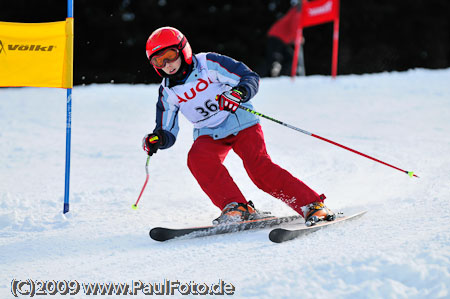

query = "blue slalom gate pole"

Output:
[[63, 88, 72, 214], [63, 0, 74, 214]]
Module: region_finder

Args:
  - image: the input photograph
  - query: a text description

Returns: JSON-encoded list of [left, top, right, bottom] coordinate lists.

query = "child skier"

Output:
[[142, 26, 335, 225]]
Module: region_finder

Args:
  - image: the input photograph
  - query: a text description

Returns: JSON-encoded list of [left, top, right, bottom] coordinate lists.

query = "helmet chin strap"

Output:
[[165, 56, 193, 86]]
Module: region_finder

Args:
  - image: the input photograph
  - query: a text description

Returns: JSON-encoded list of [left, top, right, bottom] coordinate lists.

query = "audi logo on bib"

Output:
[[177, 78, 213, 103]]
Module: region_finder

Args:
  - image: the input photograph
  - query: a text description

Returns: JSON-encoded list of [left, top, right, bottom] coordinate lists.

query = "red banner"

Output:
[[291, 0, 340, 78], [301, 0, 338, 27]]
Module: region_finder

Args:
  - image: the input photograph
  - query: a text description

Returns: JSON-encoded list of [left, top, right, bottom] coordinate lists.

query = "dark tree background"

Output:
[[1, 0, 449, 85]]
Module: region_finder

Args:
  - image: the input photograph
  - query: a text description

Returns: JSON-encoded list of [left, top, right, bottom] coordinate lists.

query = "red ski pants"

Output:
[[187, 124, 324, 216]]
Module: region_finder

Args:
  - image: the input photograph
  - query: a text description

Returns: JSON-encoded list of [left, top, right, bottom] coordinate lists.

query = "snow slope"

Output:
[[1, 69, 449, 298]]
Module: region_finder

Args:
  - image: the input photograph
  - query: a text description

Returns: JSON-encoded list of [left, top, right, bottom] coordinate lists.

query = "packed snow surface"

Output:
[[1, 69, 449, 298]]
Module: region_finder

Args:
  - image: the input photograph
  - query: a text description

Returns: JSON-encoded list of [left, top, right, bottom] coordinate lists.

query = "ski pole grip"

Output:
[[149, 135, 159, 144]]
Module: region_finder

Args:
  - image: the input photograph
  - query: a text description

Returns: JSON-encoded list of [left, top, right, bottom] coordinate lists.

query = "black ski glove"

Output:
[[142, 132, 163, 156]]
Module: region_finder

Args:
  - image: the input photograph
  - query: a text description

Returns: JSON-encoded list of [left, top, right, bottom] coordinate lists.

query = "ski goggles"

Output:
[[150, 47, 180, 68]]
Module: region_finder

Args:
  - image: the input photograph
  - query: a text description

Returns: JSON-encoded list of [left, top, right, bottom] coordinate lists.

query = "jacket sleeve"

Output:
[[205, 52, 260, 101], [153, 85, 179, 149]]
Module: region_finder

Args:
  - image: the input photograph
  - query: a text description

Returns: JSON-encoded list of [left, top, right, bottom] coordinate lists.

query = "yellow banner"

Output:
[[0, 18, 73, 88]]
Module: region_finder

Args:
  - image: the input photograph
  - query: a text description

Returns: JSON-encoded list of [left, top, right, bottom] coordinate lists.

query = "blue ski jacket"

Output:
[[153, 52, 260, 149]]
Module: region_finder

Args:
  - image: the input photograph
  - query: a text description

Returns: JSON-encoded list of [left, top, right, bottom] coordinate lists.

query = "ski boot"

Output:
[[213, 201, 265, 225], [302, 201, 336, 227]]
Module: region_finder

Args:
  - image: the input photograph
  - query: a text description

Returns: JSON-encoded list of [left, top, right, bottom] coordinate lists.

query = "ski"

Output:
[[150, 215, 302, 242], [269, 211, 367, 243]]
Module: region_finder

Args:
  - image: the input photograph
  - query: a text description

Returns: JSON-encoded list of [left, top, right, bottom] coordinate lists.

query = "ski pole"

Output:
[[239, 105, 418, 178], [132, 155, 151, 210]]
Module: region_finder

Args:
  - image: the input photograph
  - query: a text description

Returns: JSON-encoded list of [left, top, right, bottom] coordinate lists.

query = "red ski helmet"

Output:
[[146, 27, 192, 77]]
